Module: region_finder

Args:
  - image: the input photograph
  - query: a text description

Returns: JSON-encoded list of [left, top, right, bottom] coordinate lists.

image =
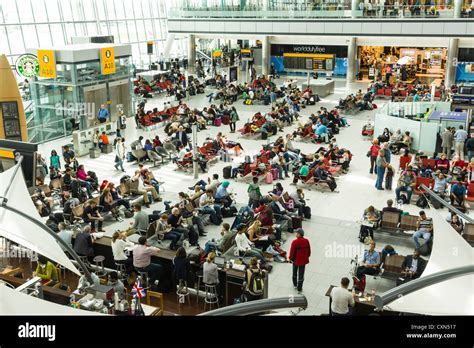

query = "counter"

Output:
[[301, 79, 335, 97]]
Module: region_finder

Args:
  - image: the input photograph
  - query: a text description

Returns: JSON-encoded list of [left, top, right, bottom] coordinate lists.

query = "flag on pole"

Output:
[[131, 279, 146, 299]]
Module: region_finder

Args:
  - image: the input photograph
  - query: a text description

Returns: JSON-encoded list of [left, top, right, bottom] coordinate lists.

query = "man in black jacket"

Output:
[[465, 135, 474, 162], [397, 250, 427, 285], [174, 126, 189, 148]]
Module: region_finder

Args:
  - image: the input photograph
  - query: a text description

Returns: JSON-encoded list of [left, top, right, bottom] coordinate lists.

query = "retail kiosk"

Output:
[[26, 43, 133, 144]]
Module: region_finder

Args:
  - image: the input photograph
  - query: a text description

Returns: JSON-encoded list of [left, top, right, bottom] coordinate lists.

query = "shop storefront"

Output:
[[358, 46, 447, 85], [456, 48, 474, 83], [270, 44, 348, 77]]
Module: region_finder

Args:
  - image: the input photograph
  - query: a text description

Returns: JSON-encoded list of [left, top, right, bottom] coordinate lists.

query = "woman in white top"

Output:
[[114, 137, 126, 172], [234, 226, 266, 263], [111, 231, 134, 273]]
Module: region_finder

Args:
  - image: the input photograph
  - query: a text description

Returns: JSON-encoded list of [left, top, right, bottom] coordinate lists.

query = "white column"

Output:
[[187, 34, 196, 74], [445, 38, 459, 88], [346, 37, 357, 83], [163, 33, 176, 61], [262, 36, 271, 76], [453, 0, 463, 18], [351, 0, 359, 18]]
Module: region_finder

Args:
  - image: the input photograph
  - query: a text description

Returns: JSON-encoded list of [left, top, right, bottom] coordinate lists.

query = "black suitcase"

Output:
[[327, 178, 337, 192], [304, 206, 311, 219], [222, 206, 238, 218], [223, 165, 232, 179]]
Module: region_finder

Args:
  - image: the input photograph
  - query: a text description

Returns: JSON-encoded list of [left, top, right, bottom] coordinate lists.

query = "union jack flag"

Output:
[[131, 279, 146, 299]]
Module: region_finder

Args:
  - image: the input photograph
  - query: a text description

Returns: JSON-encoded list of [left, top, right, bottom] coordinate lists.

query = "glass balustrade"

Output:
[[169, 0, 472, 19]]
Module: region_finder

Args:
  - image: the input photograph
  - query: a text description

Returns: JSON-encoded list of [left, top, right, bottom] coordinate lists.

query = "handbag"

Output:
[[114, 155, 120, 163], [366, 150, 372, 157]]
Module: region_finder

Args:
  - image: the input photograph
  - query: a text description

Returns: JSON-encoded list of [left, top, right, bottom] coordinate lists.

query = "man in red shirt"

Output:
[[289, 228, 311, 293]]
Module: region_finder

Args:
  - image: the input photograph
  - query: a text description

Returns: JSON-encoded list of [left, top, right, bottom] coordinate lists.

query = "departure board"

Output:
[[1, 102, 22, 141]]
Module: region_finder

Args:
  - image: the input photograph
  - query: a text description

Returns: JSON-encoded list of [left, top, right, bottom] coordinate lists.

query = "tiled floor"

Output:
[[37, 77, 437, 315]]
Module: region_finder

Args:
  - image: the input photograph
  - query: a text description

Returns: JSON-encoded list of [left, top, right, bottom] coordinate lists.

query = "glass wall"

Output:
[[0, 0, 187, 69]]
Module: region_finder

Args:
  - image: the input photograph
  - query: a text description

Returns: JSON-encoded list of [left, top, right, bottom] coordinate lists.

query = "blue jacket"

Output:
[[315, 124, 328, 136], [98, 108, 109, 120]]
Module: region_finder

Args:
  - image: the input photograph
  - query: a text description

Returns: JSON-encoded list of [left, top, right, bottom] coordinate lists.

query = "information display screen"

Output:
[[1, 102, 21, 141]]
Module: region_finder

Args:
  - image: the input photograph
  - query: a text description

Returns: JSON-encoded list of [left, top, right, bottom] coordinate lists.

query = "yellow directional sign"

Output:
[[101, 47, 116, 75], [37, 50, 56, 78]]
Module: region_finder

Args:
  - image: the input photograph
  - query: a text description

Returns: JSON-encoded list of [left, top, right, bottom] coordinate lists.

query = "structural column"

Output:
[[188, 34, 196, 74], [445, 38, 459, 88], [453, 0, 463, 18], [346, 37, 357, 83], [262, 36, 271, 77], [351, 0, 359, 18]]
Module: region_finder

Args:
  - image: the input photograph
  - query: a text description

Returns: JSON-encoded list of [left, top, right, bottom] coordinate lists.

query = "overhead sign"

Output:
[[15, 54, 40, 78], [37, 50, 56, 78], [101, 47, 116, 75], [429, 111, 468, 122]]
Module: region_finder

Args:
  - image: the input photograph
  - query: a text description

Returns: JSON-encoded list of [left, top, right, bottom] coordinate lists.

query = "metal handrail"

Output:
[[198, 295, 308, 316], [375, 265, 474, 311], [374, 186, 473, 312], [0, 157, 93, 283]]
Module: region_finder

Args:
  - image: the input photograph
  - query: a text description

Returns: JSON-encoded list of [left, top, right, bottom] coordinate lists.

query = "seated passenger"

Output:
[[215, 181, 233, 207], [354, 241, 380, 281], [435, 153, 450, 173], [199, 189, 223, 225], [234, 224, 266, 263], [204, 223, 234, 255], [107, 271, 125, 298], [396, 250, 427, 286], [450, 181, 467, 207], [382, 199, 402, 215], [450, 214, 464, 234], [34, 255, 59, 283], [413, 211, 433, 250], [395, 166, 416, 203]]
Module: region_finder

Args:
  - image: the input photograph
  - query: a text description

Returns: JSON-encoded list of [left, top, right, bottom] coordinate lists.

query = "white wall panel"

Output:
[[422, 22, 445, 35], [400, 22, 422, 35], [194, 21, 210, 32], [324, 22, 343, 34], [360, 22, 382, 34], [224, 21, 241, 33], [466, 22, 474, 36], [273, 21, 290, 33], [306, 22, 325, 33], [342, 22, 362, 34], [383, 22, 403, 35], [289, 22, 307, 33], [256, 21, 273, 34]]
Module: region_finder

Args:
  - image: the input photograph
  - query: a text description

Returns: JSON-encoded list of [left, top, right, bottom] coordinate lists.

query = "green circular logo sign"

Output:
[[15, 54, 40, 78]]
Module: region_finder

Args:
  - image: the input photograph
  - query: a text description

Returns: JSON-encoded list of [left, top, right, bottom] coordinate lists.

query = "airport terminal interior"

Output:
[[0, 0, 473, 319]]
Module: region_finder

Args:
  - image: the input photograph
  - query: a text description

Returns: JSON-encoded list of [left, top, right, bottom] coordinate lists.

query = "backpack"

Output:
[[400, 194, 409, 204], [359, 225, 370, 243], [120, 175, 131, 184], [247, 269, 264, 297], [416, 195, 428, 209]]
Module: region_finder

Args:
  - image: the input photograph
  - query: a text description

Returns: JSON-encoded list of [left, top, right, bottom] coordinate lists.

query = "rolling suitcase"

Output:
[[304, 206, 311, 219], [223, 115, 230, 125], [214, 117, 222, 127], [272, 168, 279, 180], [265, 172, 273, 184], [223, 166, 232, 179]]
